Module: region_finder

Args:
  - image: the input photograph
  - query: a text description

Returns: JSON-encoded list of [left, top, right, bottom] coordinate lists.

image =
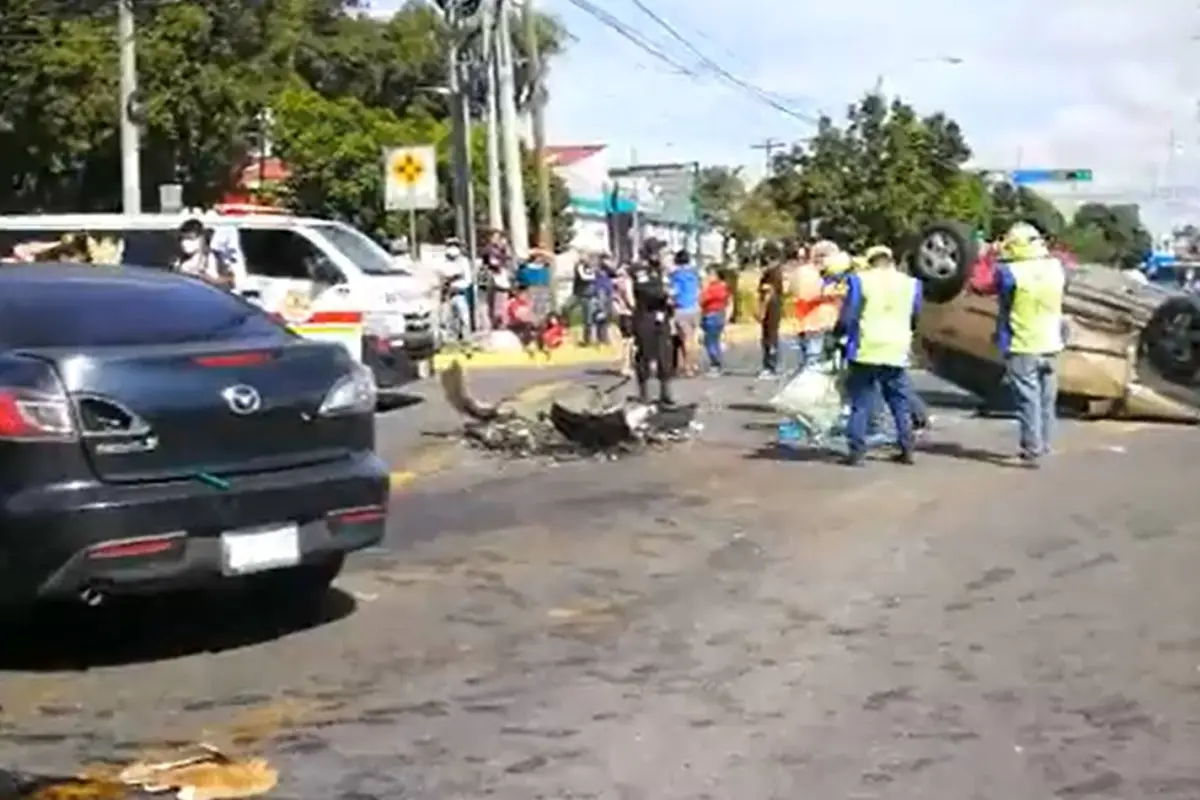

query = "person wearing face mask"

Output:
[[439, 238, 471, 343], [173, 218, 232, 288]]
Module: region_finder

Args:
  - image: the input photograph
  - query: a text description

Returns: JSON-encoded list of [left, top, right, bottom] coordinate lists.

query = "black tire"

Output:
[[907, 221, 978, 304], [1136, 295, 1200, 408]]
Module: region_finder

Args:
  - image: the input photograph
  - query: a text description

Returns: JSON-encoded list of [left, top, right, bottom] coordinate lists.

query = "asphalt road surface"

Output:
[[1, 362, 1198, 799]]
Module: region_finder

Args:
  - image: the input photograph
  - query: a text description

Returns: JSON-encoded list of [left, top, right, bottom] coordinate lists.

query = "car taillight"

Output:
[[0, 386, 76, 440], [318, 364, 377, 416]]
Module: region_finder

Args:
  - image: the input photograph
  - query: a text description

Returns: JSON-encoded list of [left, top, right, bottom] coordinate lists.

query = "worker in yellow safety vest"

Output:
[[834, 244, 921, 466], [993, 222, 1067, 467]]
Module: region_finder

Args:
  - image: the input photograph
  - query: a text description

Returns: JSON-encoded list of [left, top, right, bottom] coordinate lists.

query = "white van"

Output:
[[0, 210, 439, 388]]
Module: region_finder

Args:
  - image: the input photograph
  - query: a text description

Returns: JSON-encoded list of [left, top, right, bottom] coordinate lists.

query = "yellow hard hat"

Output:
[[999, 222, 1048, 261], [862, 245, 894, 264], [823, 252, 852, 275]]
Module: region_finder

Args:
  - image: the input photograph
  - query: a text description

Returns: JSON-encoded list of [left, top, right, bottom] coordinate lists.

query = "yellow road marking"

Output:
[[387, 377, 572, 491]]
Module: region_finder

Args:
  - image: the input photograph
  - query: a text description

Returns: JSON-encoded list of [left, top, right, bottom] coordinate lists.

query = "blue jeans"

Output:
[[846, 363, 913, 457], [701, 312, 725, 368], [444, 293, 470, 342], [1005, 353, 1058, 459], [867, 371, 928, 434]]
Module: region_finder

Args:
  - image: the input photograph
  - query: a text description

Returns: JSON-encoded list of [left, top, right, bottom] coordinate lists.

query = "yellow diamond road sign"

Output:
[[384, 145, 438, 211], [392, 152, 423, 185]]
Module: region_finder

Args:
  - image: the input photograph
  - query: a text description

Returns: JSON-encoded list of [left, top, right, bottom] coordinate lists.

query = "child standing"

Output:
[[699, 266, 732, 375]]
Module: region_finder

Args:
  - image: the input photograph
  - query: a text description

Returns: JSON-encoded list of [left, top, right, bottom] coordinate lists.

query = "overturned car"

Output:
[[908, 221, 1200, 423]]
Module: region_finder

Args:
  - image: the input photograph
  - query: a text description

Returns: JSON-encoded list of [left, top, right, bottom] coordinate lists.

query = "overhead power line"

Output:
[[625, 0, 819, 125], [561, 0, 698, 79]]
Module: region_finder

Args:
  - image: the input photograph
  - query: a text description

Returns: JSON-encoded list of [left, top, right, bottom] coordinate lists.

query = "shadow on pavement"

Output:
[[744, 444, 840, 463], [0, 588, 356, 672], [918, 389, 981, 411], [726, 401, 774, 414], [919, 440, 1010, 465]]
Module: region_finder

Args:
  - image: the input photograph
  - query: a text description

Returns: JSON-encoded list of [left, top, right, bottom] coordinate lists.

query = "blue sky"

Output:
[[537, 0, 1200, 232], [360, 0, 1200, 232]]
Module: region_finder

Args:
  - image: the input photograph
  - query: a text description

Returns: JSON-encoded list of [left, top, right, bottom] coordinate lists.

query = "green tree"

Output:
[[0, 0, 570, 242], [764, 93, 984, 251], [694, 165, 746, 256], [988, 182, 1064, 240], [268, 84, 445, 238], [729, 187, 793, 254], [1061, 202, 1151, 268]]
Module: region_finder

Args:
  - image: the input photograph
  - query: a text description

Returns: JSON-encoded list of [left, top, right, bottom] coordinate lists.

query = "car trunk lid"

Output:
[[34, 339, 358, 483]]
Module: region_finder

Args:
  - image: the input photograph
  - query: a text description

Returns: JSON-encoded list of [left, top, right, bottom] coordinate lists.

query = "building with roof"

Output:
[[545, 144, 719, 260]]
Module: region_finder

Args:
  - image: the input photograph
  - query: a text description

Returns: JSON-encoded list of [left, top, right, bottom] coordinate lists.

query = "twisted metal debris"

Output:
[[441, 362, 699, 460]]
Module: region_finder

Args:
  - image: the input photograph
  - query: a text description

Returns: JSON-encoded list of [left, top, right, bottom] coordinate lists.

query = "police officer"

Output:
[[836, 244, 921, 466], [630, 237, 675, 405], [992, 222, 1067, 467]]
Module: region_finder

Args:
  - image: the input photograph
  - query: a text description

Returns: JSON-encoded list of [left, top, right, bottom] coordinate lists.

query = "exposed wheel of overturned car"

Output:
[[1136, 295, 1200, 407], [907, 220, 979, 304]]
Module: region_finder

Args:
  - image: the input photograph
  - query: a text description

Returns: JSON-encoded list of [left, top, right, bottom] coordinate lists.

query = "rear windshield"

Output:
[[0, 273, 293, 348]]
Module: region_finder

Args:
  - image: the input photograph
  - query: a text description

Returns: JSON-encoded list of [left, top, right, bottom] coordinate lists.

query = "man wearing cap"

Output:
[[835, 244, 921, 466]]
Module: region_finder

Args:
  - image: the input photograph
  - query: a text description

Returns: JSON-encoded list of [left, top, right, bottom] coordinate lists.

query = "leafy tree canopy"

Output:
[[0, 0, 571, 245], [695, 90, 1152, 267]]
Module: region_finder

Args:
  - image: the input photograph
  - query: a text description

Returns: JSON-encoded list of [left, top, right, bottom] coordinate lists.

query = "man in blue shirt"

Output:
[[669, 249, 702, 376]]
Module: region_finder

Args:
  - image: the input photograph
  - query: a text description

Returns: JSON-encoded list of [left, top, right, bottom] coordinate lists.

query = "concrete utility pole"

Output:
[[482, 43, 501, 232], [446, 17, 470, 247], [117, 0, 141, 213], [523, 0, 553, 252], [751, 138, 784, 174], [496, 0, 529, 255], [482, 2, 504, 233]]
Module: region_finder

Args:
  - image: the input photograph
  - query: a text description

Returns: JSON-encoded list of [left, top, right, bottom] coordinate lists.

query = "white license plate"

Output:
[[221, 523, 300, 575]]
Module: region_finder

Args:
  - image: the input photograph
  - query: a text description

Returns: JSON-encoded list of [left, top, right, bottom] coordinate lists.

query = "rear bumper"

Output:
[[0, 453, 389, 604]]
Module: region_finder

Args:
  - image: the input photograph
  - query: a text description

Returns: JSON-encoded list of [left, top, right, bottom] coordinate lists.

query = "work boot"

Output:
[[636, 380, 651, 404], [840, 451, 865, 467], [657, 383, 675, 407], [891, 450, 915, 465]]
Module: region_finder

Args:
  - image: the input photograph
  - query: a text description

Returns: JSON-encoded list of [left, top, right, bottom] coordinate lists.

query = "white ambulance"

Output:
[[0, 208, 439, 389]]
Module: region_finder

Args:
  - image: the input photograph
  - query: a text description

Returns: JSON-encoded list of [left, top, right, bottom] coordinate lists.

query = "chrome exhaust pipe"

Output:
[[80, 587, 105, 607]]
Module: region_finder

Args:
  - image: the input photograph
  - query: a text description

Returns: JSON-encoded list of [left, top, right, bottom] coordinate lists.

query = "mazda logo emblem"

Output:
[[220, 384, 262, 415]]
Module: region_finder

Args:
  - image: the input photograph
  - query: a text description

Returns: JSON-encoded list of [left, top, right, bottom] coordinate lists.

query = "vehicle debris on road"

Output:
[[441, 361, 700, 459]]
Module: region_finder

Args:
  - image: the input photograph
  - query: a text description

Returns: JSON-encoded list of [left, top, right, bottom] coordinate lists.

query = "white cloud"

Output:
[[540, 0, 1200, 231]]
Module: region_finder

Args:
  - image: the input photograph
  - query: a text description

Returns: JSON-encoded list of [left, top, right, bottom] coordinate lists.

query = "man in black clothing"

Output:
[[630, 237, 675, 405], [757, 242, 785, 378]]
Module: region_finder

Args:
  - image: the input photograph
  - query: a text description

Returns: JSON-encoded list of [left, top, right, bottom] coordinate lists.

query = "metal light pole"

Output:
[[118, 0, 141, 213], [496, 0, 529, 255], [524, 0, 553, 252]]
